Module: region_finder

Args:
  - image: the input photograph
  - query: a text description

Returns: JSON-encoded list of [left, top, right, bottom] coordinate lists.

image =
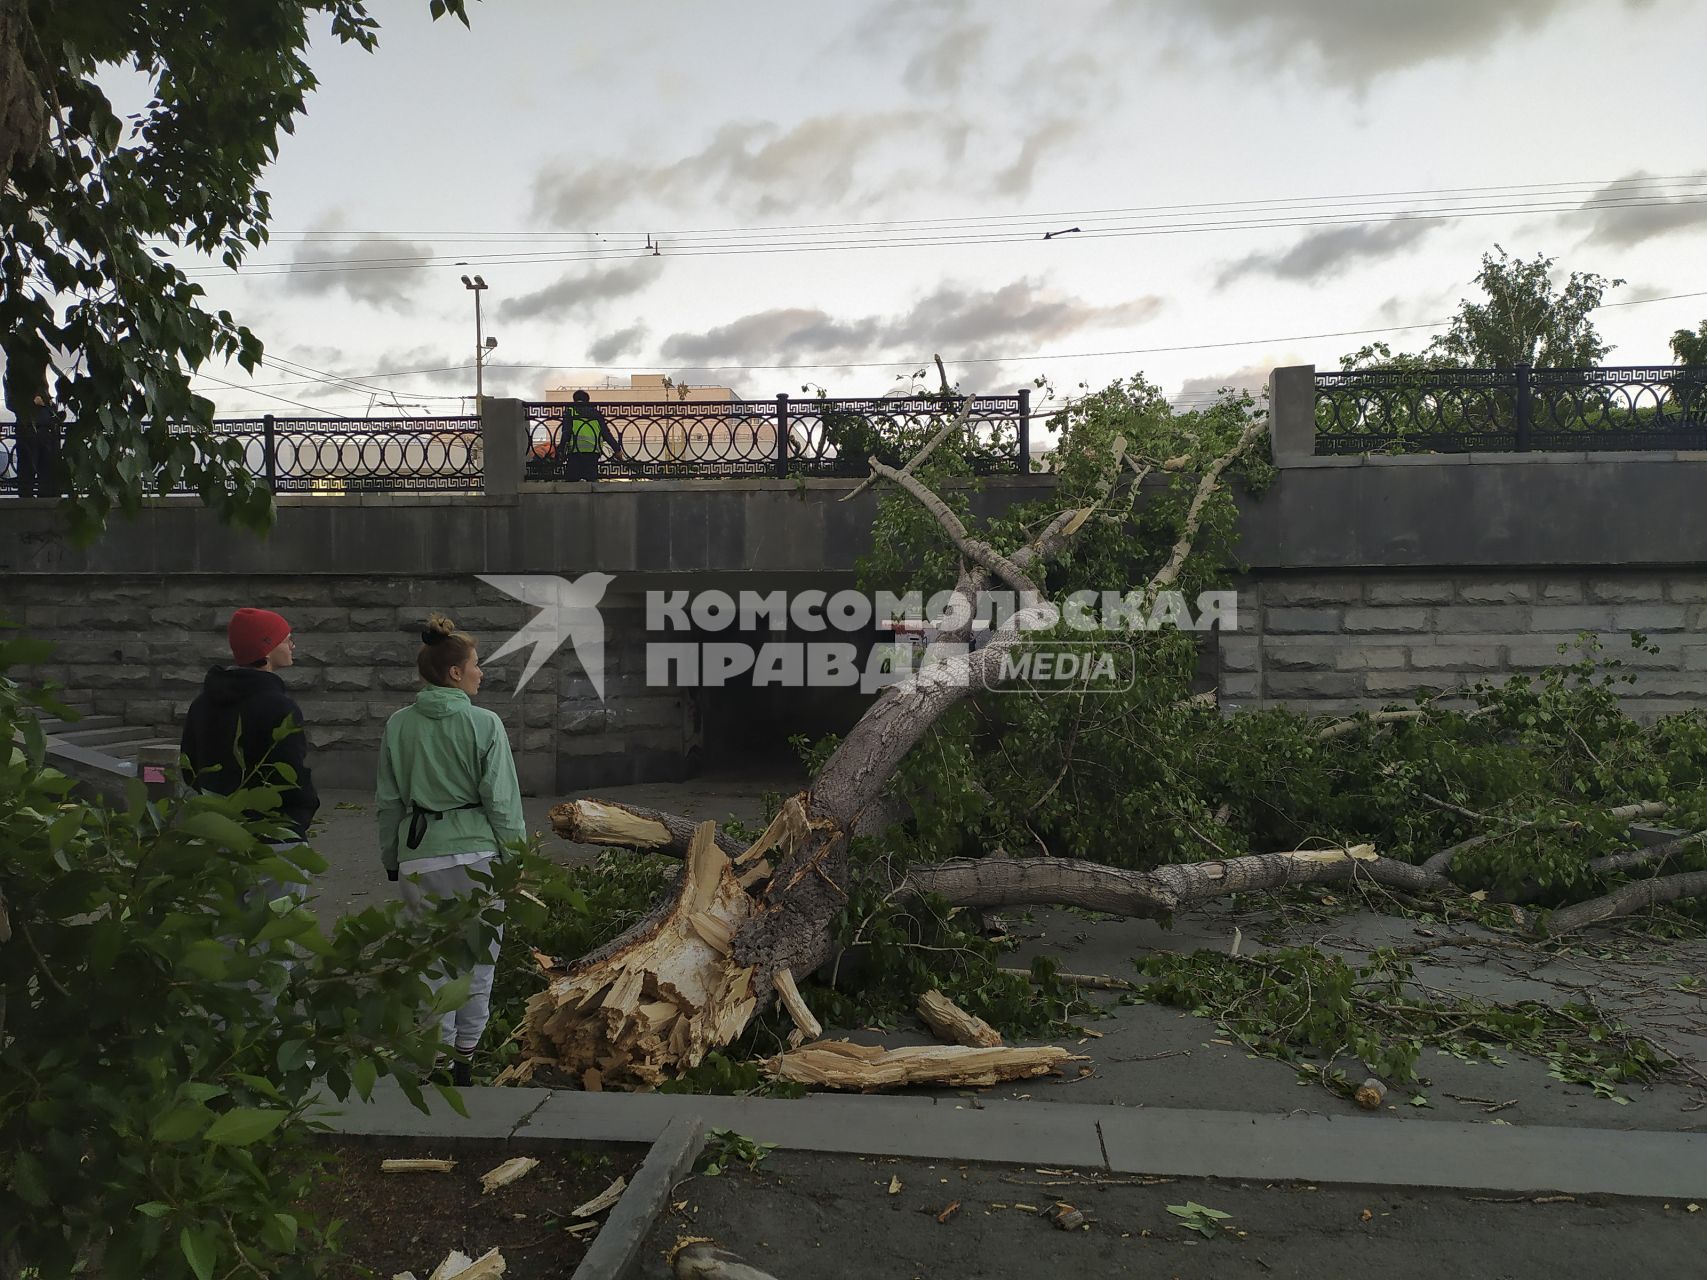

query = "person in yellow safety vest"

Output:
[[555, 389, 624, 481]]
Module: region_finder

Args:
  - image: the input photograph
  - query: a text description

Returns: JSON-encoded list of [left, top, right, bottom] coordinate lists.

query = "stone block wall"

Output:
[[0, 575, 691, 794], [1218, 570, 1707, 721]]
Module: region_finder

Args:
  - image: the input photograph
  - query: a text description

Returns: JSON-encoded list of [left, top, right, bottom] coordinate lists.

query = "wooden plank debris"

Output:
[[572, 1175, 628, 1219], [766, 1039, 1083, 1090]]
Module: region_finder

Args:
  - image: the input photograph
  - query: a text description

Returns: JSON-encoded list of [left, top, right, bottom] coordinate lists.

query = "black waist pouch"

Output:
[[405, 801, 482, 850]]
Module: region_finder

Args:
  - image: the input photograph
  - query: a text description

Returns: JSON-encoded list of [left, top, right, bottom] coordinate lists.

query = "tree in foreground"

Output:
[[499, 371, 1707, 1094], [0, 0, 469, 541], [0, 641, 522, 1279]]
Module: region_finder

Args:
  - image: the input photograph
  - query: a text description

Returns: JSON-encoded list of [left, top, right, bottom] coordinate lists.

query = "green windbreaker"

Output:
[[375, 685, 525, 871]]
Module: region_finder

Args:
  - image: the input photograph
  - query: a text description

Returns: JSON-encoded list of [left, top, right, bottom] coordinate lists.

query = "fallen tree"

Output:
[[507, 369, 1707, 1089]]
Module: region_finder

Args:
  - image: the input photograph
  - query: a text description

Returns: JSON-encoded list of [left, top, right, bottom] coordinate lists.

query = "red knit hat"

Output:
[[228, 608, 292, 665]]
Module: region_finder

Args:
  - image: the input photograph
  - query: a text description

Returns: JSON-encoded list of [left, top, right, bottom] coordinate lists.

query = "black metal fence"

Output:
[[0, 394, 1033, 495], [1316, 365, 1707, 454], [0, 414, 483, 496], [521, 392, 1031, 479]]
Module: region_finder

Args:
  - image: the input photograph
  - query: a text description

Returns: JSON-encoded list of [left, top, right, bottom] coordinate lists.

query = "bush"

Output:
[[0, 637, 514, 1279]]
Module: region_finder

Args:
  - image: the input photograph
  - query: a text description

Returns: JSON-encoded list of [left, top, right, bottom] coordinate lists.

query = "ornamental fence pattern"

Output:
[[1315, 365, 1707, 454], [521, 392, 1030, 479], [0, 415, 483, 496]]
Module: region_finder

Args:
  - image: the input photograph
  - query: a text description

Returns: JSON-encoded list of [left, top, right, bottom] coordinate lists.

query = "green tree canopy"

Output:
[[1670, 320, 1707, 367], [0, 0, 469, 542], [1425, 245, 1623, 369]]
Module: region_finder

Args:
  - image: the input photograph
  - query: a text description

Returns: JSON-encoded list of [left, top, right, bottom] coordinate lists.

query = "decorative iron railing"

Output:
[[1316, 365, 1707, 454], [521, 392, 1030, 479], [0, 414, 483, 496]]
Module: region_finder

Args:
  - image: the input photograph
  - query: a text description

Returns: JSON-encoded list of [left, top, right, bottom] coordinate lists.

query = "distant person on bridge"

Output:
[[375, 612, 524, 1086], [555, 389, 624, 481], [16, 391, 64, 499]]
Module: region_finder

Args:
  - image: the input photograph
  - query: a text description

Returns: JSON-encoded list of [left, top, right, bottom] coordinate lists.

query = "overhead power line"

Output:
[[168, 176, 1707, 278], [185, 172, 1707, 244], [203, 286, 1705, 408]]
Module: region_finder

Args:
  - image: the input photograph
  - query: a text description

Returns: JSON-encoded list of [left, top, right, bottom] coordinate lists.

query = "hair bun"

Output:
[[422, 612, 457, 645]]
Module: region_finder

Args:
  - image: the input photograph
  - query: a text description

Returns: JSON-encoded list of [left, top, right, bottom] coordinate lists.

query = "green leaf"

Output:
[[179, 810, 255, 849], [435, 1082, 470, 1118], [136, 1201, 172, 1219], [203, 1107, 285, 1146], [276, 1040, 311, 1074], [429, 973, 473, 1015], [180, 1226, 217, 1280], [178, 940, 232, 980], [12, 1149, 50, 1207], [48, 805, 84, 851], [351, 1057, 378, 1102], [263, 1212, 298, 1251], [152, 1106, 212, 1143]]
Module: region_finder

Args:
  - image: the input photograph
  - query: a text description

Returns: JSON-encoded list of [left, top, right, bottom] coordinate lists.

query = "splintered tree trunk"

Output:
[[512, 410, 1697, 1090]]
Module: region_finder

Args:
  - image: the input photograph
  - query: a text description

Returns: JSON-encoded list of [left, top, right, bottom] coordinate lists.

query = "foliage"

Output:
[[0, 0, 469, 542], [1671, 320, 1707, 368], [1425, 245, 1622, 369], [856, 374, 1275, 874], [0, 642, 514, 1279], [1141, 947, 1670, 1103], [695, 1129, 776, 1178], [1167, 1201, 1233, 1239], [785, 831, 1091, 1038]]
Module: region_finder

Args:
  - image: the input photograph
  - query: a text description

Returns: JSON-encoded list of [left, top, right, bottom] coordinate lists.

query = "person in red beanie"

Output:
[[180, 607, 320, 841]]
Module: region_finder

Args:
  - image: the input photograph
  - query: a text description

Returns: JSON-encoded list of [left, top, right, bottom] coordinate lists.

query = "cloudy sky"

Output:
[[150, 0, 1707, 419]]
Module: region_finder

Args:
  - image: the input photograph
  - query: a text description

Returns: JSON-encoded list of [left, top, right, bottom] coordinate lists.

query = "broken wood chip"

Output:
[[916, 989, 1004, 1048], [936, 1200, 962, 1223], [479, 1157, 540, 1195], [382, 1158, 456, 1174], [427, 1248, 505, 1280], [572, 1175, 628, 1219], [888, 1175, 903, 1195]]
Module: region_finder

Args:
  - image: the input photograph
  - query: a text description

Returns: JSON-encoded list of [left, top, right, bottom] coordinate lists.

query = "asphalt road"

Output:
[[642, 1150, 1705, 1280]]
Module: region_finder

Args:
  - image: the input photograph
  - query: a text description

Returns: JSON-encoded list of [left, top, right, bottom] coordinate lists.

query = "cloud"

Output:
[[495, 261, 658, 322], [1572, 172, 1707, 249], [282, 235, 434, 310], [992, 118, 1077, 195], [1172, 362, 1276, 406], [1216, 219, 1436, 287], [1150, 0, 1650, 86], [902, 19, 992, 93], [532, 111, 957, 221], [588, 325, 648, 363], [658, 279, 1164, 366]]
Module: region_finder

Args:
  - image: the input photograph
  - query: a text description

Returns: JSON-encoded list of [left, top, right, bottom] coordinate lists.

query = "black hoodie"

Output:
[[180, 666, 319, 839]]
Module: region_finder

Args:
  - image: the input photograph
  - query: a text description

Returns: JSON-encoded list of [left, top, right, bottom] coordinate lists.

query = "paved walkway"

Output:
[[321, 1079, 1707, 1200]]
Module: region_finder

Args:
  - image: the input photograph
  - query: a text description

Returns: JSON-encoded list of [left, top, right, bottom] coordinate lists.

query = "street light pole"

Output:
[[460, 274, 489, 408]]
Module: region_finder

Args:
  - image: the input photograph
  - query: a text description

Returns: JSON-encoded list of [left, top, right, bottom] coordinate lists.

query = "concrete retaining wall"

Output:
[[0, 574, 690, 794], [1219, 567, 1707, 721]]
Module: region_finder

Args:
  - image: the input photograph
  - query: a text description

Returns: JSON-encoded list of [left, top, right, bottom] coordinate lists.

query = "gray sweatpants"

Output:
[[398, 857, 505, 1054]]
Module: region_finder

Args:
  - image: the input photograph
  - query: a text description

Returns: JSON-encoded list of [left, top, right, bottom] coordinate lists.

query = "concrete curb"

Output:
[[321, 1082, 1707, 1201], [571, 1115, 705, 1280]]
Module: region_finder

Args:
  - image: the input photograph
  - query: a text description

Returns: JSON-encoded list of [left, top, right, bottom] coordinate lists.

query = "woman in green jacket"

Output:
[[376, 613, 525, 1084]]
